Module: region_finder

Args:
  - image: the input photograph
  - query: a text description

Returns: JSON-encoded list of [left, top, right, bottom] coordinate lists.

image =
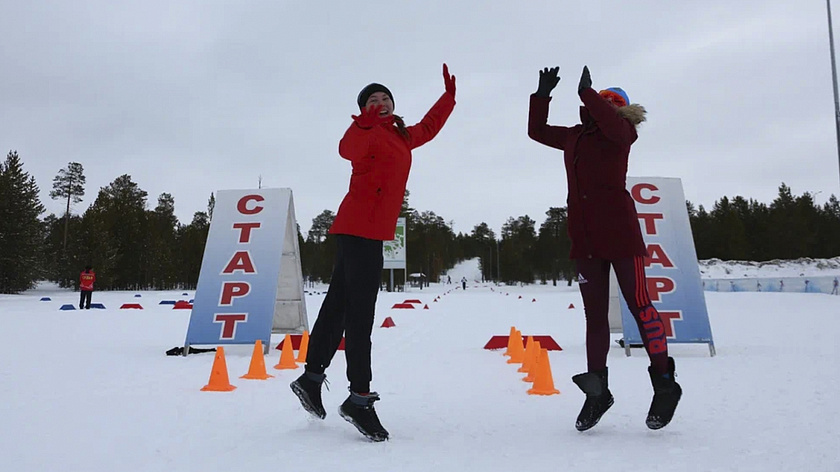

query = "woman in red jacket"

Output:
[[291, 64, 456, 442], [528, 65, 681, 432]]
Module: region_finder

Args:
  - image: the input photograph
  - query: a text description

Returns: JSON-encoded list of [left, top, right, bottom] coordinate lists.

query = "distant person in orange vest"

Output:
[[79, 265, 95, 309]]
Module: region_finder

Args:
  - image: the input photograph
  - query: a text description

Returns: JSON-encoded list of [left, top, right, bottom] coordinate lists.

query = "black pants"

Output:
[[305, 235, 383, 393], [576, 256, 670, 375], [79, 290, 92, 309]]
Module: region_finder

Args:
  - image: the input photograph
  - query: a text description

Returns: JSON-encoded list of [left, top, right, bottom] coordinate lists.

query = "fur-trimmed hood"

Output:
[[617, 103, 647, 126]]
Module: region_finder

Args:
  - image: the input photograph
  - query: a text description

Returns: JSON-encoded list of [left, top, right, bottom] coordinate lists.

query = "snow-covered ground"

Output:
[[1, 258, 838, 471]]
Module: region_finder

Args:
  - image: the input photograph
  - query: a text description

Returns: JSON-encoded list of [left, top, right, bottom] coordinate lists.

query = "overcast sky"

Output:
[[3, 1, 838, 237]]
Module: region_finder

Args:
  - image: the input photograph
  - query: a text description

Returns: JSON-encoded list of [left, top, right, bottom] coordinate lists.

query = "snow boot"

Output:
[[572, 368, 614, 431], [290, 371, 327, 419], [339, 390, 389, 442], [646, 357, 682, 430]]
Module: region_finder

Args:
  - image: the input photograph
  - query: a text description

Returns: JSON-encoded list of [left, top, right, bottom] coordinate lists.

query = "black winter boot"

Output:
[[339, 390, 389, 442], [290, 371, 327, 419], [646, 357, 682, 430], [571, 368, 614, 431]]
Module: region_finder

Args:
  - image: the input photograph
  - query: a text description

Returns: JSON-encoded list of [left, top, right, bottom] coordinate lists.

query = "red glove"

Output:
[[352, 104, 394, 129], [443, 63, 456, 98]]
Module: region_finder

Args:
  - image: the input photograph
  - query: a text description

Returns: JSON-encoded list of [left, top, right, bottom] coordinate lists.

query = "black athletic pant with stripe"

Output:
[[305, 234, 383, 393], [576, 256, 670, 375]]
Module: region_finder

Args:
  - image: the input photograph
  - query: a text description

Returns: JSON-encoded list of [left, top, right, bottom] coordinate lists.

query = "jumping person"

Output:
[[527, 65, 682, 431], [290, 64, 457, 442], [79, 265, 95, 309]]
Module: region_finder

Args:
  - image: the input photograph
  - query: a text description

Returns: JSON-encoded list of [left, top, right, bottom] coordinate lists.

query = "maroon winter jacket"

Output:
[[330, 92, 455, 241], [528, 87, 647, 260]]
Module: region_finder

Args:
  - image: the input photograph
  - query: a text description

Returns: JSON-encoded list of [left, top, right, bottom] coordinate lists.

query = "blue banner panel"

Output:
[[620, 178, 714, 348], [185, 189, 290, 347]]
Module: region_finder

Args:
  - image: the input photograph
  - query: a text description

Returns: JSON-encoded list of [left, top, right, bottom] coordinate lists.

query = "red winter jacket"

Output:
[[80, 271, 96, 291], [528, 88, 647, 260], [329, 92, 455, 240]]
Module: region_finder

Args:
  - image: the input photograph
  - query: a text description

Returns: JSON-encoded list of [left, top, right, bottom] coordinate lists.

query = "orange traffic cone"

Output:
[[522, 341, 541, 382], [527, 348, 560, 395], [241, 340, 274, 380], [296, 331, 309, 363], [273, 334, 299, 370], [506, 331, 525, 364], [518, 336, 536, 373], [201, 347, 236, 391], [503, 327, 517, 357]]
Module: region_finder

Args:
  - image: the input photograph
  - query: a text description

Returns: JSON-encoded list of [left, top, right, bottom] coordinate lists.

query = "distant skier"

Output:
[[79, 265, 95, 309], [528, 64, 680, 432], [780, 280, 785, 292], [461, 276, 467, 290], [832, 277, 838, 295]]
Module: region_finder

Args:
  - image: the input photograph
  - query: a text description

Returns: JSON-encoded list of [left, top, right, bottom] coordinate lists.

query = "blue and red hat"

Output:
[[598, 87, 630, 107]]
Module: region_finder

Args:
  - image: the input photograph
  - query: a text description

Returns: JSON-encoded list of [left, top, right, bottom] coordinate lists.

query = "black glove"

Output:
[[535, 66, 560, 97], [578, 66, 592, 94]]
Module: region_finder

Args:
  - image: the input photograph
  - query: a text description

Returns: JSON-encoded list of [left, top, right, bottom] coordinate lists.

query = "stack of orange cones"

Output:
[[527, 348, 560, 395], [506, 331, 526, 364], [296, 331, 310, 363], [522, 340, 541, 382], [518, 336, 536, 373], [241, 340, 274, 380], [273, 334, 299, 370], [201, 347, 237, 391]]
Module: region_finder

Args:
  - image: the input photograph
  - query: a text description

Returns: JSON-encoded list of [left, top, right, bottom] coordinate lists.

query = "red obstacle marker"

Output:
[[119, 303, 143, 309], [403, 299, 422, 304], [483, 335, 562, 351], [532, 298, 537, 302], [568, 303, 575, 309], [381, 316, 396, 328], [423, 304, 429, 310], [173, 301, 193, 309], [392, 303, 415, 309]]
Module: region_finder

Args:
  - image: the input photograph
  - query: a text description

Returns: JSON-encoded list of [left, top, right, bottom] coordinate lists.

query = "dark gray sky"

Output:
[[3, 1, 838, 236]]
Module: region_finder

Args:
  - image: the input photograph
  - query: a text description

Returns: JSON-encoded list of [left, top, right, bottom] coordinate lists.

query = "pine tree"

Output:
[[536, 207, 573, 286], [470, 223, 496, 282], [49, 162, 86, 251], [85, 174, 149, 289], [305, 210, 336, 282], [0, 151, 46, 293], [175, 211, 210, 289], [146, 193, 178, 289]]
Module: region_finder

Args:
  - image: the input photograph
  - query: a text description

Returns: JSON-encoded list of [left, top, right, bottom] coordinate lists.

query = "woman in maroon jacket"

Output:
[[291, 64, 456, 442], [528, 65, 681, 432]]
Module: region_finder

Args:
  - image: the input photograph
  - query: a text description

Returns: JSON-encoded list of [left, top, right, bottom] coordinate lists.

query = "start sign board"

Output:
[[616, 177, 715, 356], [184, 188, 307, 353]]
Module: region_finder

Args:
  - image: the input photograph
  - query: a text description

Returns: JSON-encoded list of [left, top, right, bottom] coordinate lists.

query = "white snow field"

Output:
[[1, 259, 838, 471]]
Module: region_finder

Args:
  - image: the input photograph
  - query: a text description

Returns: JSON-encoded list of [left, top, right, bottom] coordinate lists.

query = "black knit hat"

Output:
[[357, 83, 394, 110]]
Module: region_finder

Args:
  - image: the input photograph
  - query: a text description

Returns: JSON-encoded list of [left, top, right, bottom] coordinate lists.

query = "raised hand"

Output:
[[578, 65, 592, 94], [443, 63, 456, 98], [535, 66, 560, 97], [352, 104, 393, 129]]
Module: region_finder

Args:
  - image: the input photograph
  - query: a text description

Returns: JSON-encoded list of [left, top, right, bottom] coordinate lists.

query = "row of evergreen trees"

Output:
[[3, 149, 840, 294]]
